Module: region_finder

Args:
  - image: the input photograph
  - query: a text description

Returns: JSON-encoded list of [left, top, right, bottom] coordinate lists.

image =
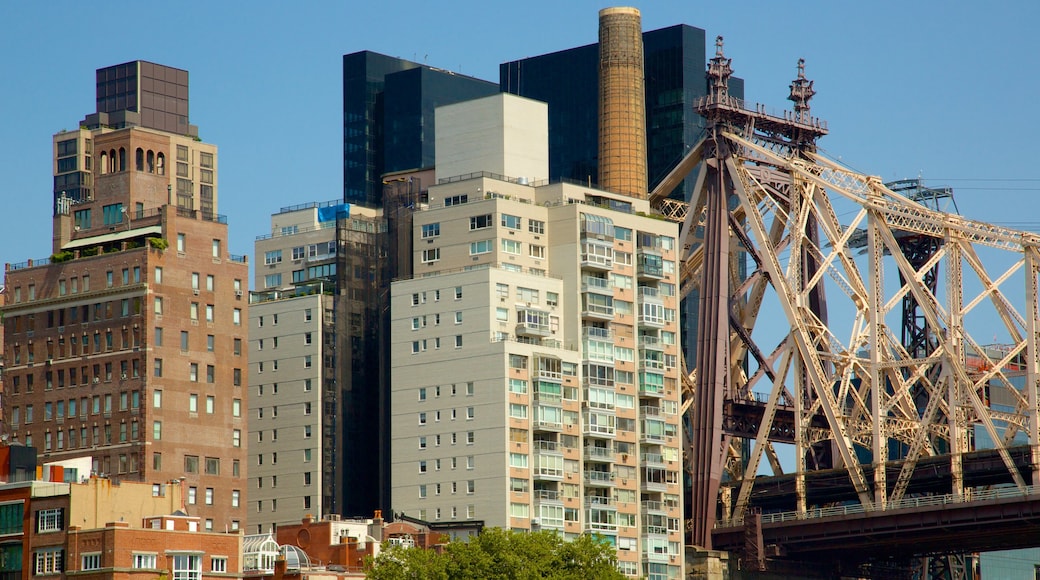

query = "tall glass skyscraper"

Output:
[[343, 51, 498, 207], [500, 25, 743, 204]]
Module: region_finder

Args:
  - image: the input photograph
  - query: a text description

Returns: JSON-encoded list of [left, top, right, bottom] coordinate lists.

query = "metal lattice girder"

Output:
[[679, 119, 1040, 548]]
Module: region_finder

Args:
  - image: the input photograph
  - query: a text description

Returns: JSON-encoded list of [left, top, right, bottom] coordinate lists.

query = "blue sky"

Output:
[[2, 1, 1039, 283]]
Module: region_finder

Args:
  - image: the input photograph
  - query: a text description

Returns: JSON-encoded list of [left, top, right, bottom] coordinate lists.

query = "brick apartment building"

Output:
[[2, 61, 249, 532]]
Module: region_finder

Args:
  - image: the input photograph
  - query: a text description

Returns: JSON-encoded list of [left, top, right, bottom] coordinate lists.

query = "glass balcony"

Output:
[[584, 495, 616, 509], [581, 242, 613, 271], [637, 252, 664, 280], [639, 333, 663, 350], [638, 285, 661, 301], [582, 275, 612, 294], [640, 452, 668, 468], [583, 470, 616, 487], [641, 500, 669, 514], [583, 326, 613, 341], [583, 446, 614, 463]]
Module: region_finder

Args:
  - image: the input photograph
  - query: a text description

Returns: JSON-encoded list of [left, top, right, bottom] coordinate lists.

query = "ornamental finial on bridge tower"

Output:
[[788, 58, 815, 123], [707, 35, 733, 103]]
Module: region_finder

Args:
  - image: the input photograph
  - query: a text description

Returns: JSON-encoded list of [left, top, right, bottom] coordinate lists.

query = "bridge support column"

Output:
[[685, 547, 730, 580], [1026, 248, 1040, 489]]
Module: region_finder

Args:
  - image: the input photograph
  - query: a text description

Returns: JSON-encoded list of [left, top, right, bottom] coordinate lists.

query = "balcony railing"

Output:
[[584, 470, 616, 486], [583, 446, 614, 462]]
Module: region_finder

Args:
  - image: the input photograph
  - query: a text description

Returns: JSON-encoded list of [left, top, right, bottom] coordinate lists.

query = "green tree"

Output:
[[367, 528, 625, 580]]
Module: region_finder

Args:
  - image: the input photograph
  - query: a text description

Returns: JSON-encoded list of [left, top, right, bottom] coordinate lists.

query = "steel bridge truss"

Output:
[[664, 105, 1040, 551]]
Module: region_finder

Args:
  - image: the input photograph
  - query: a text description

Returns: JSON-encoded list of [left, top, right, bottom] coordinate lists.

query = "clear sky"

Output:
[[2, 1, 1039, 284]]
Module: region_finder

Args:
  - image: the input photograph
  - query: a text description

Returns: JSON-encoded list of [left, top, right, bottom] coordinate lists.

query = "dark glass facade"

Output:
[[343, 52, 497, 207], [500, 25, 743, 202]]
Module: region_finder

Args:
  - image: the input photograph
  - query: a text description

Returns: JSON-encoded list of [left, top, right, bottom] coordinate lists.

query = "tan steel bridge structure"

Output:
[[654, 37, 1040, 577]]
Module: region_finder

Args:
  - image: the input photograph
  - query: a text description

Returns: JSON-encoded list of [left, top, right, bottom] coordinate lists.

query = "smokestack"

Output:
[[598, 6, 647, 199]]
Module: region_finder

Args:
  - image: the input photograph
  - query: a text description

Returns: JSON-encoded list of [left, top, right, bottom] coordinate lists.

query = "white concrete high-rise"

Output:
[[390, 94, 684, 579]]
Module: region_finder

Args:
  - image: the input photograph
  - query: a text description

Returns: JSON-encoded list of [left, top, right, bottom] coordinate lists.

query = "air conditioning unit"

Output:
[[193, 289, 199, 296], [121, 373, 128, 380], [92, 377, 100, 384], [235, 290, 243, 297]]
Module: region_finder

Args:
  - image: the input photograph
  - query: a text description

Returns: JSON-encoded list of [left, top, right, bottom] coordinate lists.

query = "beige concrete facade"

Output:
[[391, 174, 684, 578], [248, 289, 329, 534], [435, 93, 549, 184]]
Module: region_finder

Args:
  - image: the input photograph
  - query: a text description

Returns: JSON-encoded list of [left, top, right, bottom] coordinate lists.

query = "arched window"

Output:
[[118, 147, 126, 172], [156, 152, 165, 175], [147, 150, 155, 173], [99, 152, 108, 175], [135, 148, 144, 171], [109, 149, 117, 173]]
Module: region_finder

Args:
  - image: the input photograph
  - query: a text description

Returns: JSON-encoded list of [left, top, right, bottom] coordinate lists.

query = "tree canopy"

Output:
[[366, 528, 626, 580]]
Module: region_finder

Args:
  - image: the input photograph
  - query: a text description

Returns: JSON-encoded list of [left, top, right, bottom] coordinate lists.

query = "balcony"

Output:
[[638, 372, 665, 398], [584, 507, 618, 533], [639, 333, 663, 350], [639, 350, 665, 371], [582, 275, 612, 294], [641, 478, 668, 493], [516, 321, 551, 338], [517, 309, 551, 338], [533, 407, 564, 433], [581, 295, 614, 321], [581, 243, 613, 271], [583, 326, 613, 341], [639, 405, 663, 418], [638, 285, 662, 301], [641, 500, 669, 514], [584, 470, 616, 487], [533, 440, 562, 455], [583, 420, 616, 439], [533, 464, 564, 481], [534, 489, 563, 503], [637, 252, 664, 280], [584, 496, 616, 509], [583, 446, 614, 463], [640, 452, 666, 468]]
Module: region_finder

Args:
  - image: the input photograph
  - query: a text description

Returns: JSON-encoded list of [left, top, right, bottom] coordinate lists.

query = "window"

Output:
[[212, 239, 221, 258], [133, 553, 157, 569], [153, 421, 162, 440], [0, 502, 22, 535], [184, 455, 199, 473], [37, 508, 64, 532], [264, 250, 282, 265], [421, 248, 440, 263], [233, 429, 241, 447], [205, 488, 214, 505], [469, 239, 493, 255], [176, 233, 186, 253], [171, 553, 201, 580], [82, 553, 101, 570], [529, 219, 545, 234], [529, 244, 546, 259], [206, 457, 220, 475], [455, 335, 463, 348], [35, 548, 64, 575], [421, 223, 440, 238], [501, 239, 521, 254], [470, 214, 493, 230], [212, 557, 228, 573], [501, 214, 521, 229]]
